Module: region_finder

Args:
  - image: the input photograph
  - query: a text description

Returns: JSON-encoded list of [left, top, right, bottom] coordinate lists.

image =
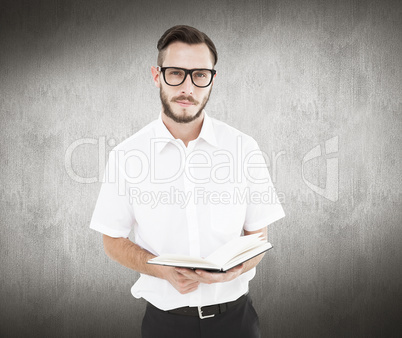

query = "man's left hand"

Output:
[[175, 264, 244, 284]]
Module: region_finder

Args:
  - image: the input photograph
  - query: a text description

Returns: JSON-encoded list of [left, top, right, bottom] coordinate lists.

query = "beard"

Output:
[[160, 85, 212, 124]]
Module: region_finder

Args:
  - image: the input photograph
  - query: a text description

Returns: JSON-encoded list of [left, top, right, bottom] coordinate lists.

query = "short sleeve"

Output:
[[243, 141, 285, 231], [89, 150, 136, 238]]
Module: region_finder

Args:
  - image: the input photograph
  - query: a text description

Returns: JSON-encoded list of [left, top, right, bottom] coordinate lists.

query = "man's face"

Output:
[[155, 42, 215, 124]]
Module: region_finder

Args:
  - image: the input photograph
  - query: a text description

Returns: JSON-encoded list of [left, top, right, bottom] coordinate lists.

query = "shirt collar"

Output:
[[198, 111, 219, 148], [155, 111, 218, 153]]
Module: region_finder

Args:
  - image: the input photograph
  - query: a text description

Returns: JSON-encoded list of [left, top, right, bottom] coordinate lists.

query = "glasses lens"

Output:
[[164, 68, 186, 86], [192, 70, 212, 87], [164, 68, 213, 87]]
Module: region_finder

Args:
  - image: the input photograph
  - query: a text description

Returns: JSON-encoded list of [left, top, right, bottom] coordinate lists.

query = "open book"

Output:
[[147, 233, 272, 272]]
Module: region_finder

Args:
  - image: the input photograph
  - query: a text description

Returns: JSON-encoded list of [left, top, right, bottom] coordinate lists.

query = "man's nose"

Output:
[[180, 73, 194, 94]]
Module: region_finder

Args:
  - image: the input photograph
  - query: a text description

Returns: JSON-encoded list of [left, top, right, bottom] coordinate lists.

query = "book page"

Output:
[[222, 242, 272, 271], [205, 233, 265, 267], [148, 254, 218, 269]]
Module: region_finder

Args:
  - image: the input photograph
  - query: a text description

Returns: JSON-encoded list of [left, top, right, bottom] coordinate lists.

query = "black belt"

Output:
[[149, 293, 248, 319]]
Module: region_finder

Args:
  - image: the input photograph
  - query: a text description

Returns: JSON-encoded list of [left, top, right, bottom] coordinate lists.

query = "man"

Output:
[[90, 25, 285, 337]]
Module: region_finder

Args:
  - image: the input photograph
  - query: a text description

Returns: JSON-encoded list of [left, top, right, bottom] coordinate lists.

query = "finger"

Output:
[[175, 267, 192, 275], [193, 270, 223, 283], [181, 279, 200, 288], [180, 283, 199, 294], [175, 279, 200, 294], [186, 280, 200, 289], [175, 275, 200, 288], [175, 268, 200, 279], [194, 267, 242, 283]]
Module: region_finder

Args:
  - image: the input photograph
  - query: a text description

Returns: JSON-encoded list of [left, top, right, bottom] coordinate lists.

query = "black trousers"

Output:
[[141, 294, 261, 338]]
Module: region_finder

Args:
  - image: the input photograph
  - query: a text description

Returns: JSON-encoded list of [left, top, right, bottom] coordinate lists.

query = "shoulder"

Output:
[[209, 116, 260, 151], [112, 119, 159, 152]]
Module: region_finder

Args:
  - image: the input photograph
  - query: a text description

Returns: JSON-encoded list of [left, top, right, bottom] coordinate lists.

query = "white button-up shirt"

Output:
[[90, 112, 285, 310]]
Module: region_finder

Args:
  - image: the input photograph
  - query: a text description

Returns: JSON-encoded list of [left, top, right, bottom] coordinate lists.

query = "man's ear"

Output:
[[151, 66, 161, 88]]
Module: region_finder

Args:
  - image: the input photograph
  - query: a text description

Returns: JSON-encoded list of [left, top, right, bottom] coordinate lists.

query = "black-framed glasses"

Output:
[[157, 66, 216, 88]]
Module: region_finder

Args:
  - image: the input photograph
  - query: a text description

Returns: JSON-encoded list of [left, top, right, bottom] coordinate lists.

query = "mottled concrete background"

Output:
[[1, 0, 401, 337]]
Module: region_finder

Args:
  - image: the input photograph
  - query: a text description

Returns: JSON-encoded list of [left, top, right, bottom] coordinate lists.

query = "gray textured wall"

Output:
[[1, 0, 401, 337]]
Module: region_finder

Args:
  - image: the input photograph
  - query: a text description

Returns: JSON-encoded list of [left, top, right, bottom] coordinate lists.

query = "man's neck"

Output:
[[161, 111, 204, 147]]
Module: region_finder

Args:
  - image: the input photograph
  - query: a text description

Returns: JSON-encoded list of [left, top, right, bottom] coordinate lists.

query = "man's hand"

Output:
[[167, 228, 267, 289], [161, 266, 201, 294], [175, 264, 244, 285]]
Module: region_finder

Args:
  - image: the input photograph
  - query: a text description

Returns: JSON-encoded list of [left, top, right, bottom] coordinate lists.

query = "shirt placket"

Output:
[[183, 142, 202, 305]]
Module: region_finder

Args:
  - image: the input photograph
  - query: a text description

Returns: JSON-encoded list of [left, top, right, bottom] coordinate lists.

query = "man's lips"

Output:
[[175, 100, 194, 107]]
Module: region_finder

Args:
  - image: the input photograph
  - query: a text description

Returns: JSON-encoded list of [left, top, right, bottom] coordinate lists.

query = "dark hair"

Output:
[[157, 25, 218, 67]]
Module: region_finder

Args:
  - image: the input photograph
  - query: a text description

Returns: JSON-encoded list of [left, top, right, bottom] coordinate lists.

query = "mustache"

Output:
[[171, 95, 199, 105]]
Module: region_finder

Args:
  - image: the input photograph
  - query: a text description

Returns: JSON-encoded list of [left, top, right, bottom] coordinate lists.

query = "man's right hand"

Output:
[[161, 266, 200, 294]]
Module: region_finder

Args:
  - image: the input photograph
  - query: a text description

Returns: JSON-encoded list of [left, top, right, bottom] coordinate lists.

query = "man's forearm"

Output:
[[241, 227, 268, 274], [102, 235, 165, 279], [241, 252, 266, 275], [102, 234, 201, 294]]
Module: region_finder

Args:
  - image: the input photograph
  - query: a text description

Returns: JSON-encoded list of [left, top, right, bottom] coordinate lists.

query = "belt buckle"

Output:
[[197, 306, 215, 319]]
